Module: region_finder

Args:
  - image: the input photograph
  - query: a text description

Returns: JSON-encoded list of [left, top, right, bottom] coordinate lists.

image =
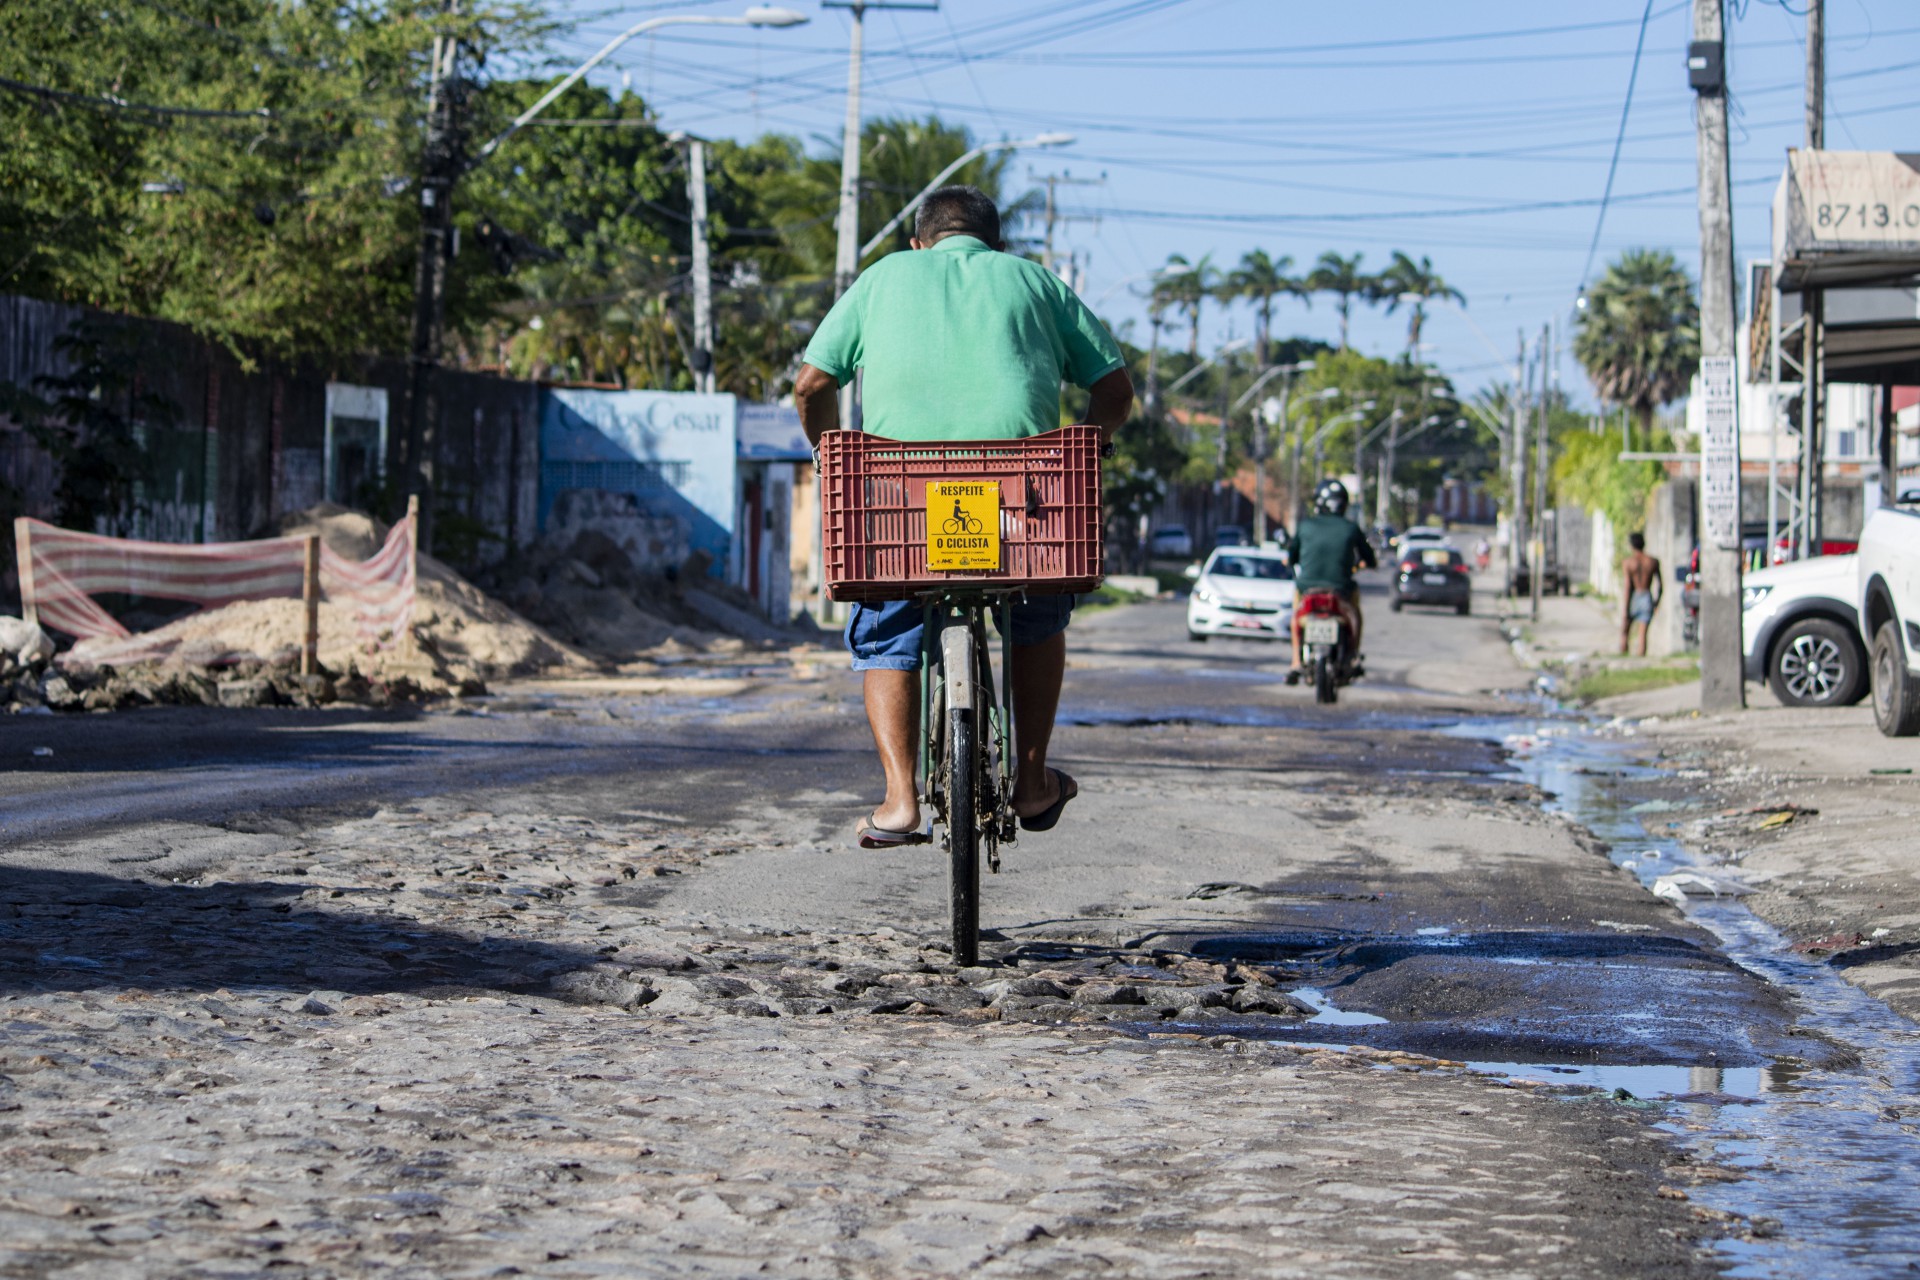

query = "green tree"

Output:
[[1306, 251, 1377, 351], [1573, 247, 1700, 448], [0, 0, 546, 362], [1158, 253, 1218, 360], [1218, 249, 1306, 367], [1377, 251, 1463, 358], [1553, 424, 1671, 545]]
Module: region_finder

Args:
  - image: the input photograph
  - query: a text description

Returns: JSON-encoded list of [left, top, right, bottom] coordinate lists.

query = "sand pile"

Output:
[[13, 503, 820, 713], [278, 504, 595, 678]]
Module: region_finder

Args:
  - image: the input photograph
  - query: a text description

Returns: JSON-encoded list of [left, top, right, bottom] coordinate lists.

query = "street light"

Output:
[[1303, 400, 1378, 480], [858, 133, 1076, 258], [472, 8, 808, 164], [1226, 360, 1318, 543], [404, 5, 809, 552], [1164, 338, 1250, 396]]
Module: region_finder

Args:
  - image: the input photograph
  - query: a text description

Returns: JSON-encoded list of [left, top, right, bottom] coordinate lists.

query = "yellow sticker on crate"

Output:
[[926, 480, 1001, 571]]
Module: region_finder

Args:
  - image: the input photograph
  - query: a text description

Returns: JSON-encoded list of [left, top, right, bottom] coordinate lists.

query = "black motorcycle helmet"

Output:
[[1312, 479, 1350, 517]]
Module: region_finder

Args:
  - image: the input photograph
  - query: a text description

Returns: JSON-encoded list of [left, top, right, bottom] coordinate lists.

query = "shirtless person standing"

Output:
[[1620, 531, 1663, 656]]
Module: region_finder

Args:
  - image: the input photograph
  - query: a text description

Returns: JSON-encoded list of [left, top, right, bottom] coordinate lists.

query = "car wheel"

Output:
[[1455, 598, 1470, 616], [1870, 621, 1920, 736], [1389, 595, 1403, 613], [1187, 630, 1208, 643], [1767, 617, 1865, 707]]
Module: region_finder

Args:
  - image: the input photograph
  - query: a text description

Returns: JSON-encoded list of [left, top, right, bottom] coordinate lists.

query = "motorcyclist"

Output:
[[1285, 479, 1376, 681]]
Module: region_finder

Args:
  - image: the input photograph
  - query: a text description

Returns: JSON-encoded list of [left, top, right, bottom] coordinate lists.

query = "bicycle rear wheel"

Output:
[[939, 622, 981, 965]]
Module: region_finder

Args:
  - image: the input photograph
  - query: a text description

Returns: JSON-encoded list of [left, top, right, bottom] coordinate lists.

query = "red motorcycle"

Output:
[[1295, 590, 1360, 705]]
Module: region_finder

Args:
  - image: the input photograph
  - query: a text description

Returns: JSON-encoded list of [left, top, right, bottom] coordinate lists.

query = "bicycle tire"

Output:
[[939, 623, 981, 965]]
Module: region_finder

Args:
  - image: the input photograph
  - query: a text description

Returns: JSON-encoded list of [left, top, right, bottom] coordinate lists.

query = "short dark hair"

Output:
[[1629, 532, 1646, 550], [914, 185, 1001, 245]]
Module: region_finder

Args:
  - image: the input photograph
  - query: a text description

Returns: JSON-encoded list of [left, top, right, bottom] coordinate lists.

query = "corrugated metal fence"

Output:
[[1, 294, 538, 600]]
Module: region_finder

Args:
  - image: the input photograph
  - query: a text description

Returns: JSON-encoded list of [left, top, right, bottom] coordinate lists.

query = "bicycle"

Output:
[[818, 425, 1105, 966], [916, 589, 1023, 966], [941, 511, 985, 536]]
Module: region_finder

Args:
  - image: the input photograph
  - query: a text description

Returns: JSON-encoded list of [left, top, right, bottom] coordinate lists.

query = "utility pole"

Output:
[[1033, 169, 1103, 276], [1509, 330, 1529, 600], [1530, 323, 1551, 624], [1798, 0, 1826, 557], [1217, 365, 1233, 537], [686, 136, 715, 394], [816, 1, 934, 622], [404, 0, 462, 554], [1693, 0, 1746, 709], [825, 0, 937, 302], [1374, 410, 1401, 530]]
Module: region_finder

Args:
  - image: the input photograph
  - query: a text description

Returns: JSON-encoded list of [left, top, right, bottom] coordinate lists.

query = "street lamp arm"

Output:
[[1231, 365, 1289, 413], [858, 133, 1073, 259], [1304, 406, 1373, 454], [1162, 338, 1250, 397], [471, 10, 807, 167]]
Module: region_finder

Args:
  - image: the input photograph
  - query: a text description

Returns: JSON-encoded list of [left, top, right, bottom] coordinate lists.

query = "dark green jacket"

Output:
[[1286, 515, 1376, 593]]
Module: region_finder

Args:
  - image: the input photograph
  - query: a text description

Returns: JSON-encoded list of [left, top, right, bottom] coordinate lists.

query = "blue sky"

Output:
[[530, 0, 1920, 404]]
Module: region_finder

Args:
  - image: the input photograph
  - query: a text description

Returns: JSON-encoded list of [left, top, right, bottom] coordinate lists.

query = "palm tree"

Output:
[[1218, 249, 1306, 367], [1573, 248, 1701, 447], [1159, 253, 1217, 360], [1306, 251, 1376, 351], [1378, 251, 1464, 359]]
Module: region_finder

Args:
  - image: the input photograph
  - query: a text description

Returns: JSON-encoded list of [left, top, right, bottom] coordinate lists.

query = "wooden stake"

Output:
[[302, 534, 321, 676], [405, 495, 420, 659], [14, 518, 35, 629]]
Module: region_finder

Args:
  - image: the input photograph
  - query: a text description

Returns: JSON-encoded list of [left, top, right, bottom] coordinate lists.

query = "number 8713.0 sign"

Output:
[[926, 480, 1001, 571]]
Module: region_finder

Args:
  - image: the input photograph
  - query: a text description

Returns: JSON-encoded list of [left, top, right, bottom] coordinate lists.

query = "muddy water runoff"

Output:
[[1470, 717, 1920, 1278]]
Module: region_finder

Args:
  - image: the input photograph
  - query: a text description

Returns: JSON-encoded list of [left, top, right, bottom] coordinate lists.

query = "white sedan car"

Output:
[[1186, 546, 1295, 642]]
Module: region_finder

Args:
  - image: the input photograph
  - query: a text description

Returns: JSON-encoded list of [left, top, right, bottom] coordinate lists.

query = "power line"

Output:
[[1067, 176, 1778, 227], [0, 74, 272, 120], [1579, 0, 1662, 293]]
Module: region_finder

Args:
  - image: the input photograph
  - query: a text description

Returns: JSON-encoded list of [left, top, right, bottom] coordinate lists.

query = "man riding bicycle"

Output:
[[792, 186, 1135, 849], [1285, 479, 1376, 681]]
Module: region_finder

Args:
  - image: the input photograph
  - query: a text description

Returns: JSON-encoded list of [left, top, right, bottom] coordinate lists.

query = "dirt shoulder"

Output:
[[1624, 702, 1920, 1021]]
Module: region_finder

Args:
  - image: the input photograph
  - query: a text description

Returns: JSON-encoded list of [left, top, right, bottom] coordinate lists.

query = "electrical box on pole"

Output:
[[1693, 0, 1746, 711]]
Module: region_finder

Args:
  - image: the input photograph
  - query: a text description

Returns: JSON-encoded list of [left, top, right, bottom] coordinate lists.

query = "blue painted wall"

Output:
[[539, 389, 736, 577]]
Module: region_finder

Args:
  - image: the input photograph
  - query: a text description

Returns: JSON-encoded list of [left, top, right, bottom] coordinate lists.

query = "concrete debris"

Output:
[[492, 527, 822, 665], [7, 504, 829, 714], [1651, 871, 1754, 907], [0, 615, 55, 664]]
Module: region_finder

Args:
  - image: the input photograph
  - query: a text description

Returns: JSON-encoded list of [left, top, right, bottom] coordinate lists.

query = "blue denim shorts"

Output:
[[846, 596, 1076, 671]]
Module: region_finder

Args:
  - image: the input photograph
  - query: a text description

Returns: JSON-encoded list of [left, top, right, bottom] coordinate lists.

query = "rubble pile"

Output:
[[4, 503, 822, 713], [3, 610, 476, 712], [492, 527, 816, 664]]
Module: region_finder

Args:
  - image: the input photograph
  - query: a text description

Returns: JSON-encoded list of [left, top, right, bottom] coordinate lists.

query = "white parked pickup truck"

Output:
[[1858, 488, 1920, 735]]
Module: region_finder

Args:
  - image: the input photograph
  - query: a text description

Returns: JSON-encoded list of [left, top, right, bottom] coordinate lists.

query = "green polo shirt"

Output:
[[802, 235, 1125, 441]]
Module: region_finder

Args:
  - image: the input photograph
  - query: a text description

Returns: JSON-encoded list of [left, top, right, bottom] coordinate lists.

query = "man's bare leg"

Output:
[[1637, 621, 1651, 658], [862, 670, 921, 832], [1010, 631, 1068, 820]]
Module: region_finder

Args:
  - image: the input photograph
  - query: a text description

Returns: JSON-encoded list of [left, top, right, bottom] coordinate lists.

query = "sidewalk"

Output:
[[1497, 584, 1920, 1022], [1492, 583, 1705, 716]]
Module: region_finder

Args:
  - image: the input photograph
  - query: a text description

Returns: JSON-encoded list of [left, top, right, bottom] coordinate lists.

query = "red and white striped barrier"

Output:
[[14, 505, 416, 670]]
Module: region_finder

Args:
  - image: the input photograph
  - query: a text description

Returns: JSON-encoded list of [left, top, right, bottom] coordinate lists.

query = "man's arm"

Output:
[[1084, 367, 1134, 446], [1651, 557, 1664, 608], [793, 363, 841, 447], [1353, 528, 1377, 571]]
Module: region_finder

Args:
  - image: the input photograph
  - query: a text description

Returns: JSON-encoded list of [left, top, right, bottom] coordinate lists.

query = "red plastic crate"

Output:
[[820, 425, 1104, 603]]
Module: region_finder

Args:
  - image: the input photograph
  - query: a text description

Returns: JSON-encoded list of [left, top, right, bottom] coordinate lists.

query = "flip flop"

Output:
[[855, 813, 930, 850], [1017, 768, 1078, 833]]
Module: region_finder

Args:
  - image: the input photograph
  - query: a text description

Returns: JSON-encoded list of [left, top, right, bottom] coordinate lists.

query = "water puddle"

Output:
[[1480, 715, 1920, 1278], [1288, 986, 1388, 1026], [1057, 704, 1449, 732]]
